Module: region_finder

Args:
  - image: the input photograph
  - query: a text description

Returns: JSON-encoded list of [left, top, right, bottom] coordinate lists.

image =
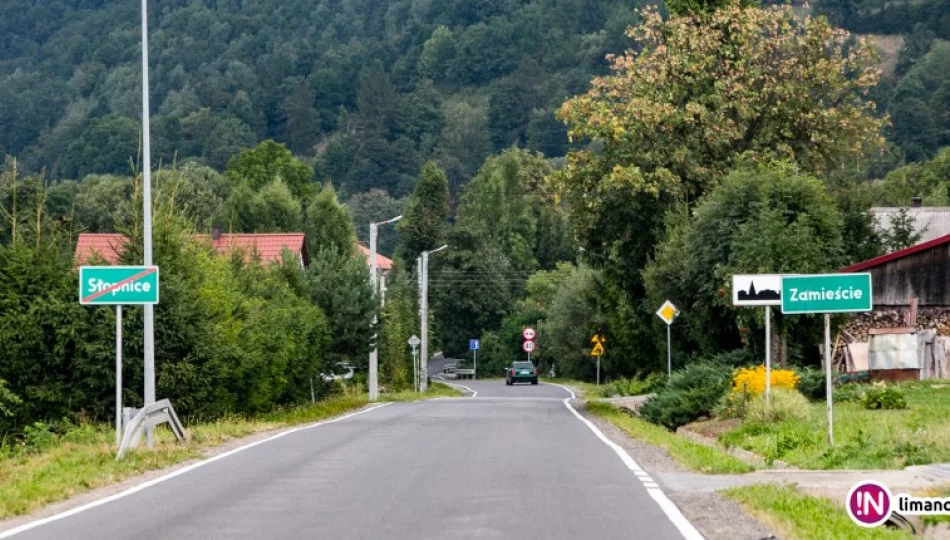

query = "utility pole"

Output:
[[419, 245, 448, 392], [141, 0, 155, 449], [368, 215, 402, 402]]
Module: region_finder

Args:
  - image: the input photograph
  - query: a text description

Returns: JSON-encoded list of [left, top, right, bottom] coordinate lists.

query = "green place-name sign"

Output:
[[79, 266, 159, 305], [781, 273, 871, 314]]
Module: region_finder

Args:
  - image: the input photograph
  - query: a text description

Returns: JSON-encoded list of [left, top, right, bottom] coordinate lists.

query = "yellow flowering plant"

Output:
[[719, 365, 800, 418]]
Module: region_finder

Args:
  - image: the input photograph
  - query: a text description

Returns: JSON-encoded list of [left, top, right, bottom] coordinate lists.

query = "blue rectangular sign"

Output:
[[469, 339, 480, 351]]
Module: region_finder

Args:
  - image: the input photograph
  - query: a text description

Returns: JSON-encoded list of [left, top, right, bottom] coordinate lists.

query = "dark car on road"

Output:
[[505, 361, 538, 385]]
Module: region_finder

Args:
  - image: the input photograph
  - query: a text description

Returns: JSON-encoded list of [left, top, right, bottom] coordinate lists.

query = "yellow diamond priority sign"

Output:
[[656, 300, 679, 326]]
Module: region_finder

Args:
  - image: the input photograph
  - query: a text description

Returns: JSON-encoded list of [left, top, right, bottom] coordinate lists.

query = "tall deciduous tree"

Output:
[[557, 4, 885, 202]]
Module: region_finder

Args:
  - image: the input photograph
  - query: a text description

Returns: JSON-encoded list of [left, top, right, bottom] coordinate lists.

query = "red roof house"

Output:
[[75, 232, 310, 267], [357, 243, 393, 272]]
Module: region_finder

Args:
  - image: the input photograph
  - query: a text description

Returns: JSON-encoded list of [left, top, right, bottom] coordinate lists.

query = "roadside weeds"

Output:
[[586, 401, 754, 474], [723, 484, 912, 539]]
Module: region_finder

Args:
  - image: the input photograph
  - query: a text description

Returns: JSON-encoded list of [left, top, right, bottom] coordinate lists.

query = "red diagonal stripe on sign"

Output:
[[82, 267, 156, 303]]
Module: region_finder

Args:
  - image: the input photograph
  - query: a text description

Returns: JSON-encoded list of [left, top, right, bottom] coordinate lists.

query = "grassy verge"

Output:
[[0, 386, 458, 520], [379, 382, 462, 401], [723, 484, 912, 539], [718, 381, 950, 469], [586, 401, 753, 474]]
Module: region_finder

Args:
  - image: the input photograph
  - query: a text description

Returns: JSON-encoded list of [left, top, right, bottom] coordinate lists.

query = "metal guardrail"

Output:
[[116, 399, 187, 460]]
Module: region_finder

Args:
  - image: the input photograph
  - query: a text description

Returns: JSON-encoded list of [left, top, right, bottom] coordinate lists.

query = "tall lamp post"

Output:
[[369, 215, 402, 401], [140, 0, 156, 448], [418, 245, 448, 392]]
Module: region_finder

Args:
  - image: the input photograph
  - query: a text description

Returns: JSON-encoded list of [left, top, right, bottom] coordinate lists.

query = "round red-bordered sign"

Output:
[[522, 340, 536, 353], [522, 327, 536, 340]]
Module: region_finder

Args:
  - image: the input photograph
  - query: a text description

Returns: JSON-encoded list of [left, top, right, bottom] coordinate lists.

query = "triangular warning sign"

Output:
[[591, 342, 605, 356]]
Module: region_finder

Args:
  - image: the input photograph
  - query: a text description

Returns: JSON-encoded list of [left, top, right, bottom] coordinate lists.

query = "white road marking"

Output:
[[0, 403, 392, 539], [562, 398, 703, 540], [541, 382, 576, 399], [439, 382, 477, 398]]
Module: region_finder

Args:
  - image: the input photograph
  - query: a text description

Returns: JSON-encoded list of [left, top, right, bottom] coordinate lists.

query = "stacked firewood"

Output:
[[843, 308, 950, 342]]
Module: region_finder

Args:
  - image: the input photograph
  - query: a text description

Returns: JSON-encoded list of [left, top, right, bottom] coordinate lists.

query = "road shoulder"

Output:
[[0, 402, 389, 535], [575, 402, 776, 540]]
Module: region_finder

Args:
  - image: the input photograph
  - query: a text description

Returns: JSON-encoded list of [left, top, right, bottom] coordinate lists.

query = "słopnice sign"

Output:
[[80, 266, 159, 305], [781, 273, 871, 314]]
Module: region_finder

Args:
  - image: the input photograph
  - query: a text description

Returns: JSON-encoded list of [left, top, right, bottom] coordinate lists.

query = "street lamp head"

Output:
[[430, 244, 449, 254]]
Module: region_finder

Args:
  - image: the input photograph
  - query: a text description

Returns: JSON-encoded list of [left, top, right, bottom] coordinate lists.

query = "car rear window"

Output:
[[513, 362, 534, 369]]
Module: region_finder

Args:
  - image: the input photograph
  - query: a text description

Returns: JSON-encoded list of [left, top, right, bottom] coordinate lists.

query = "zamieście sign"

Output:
[[80, 266, 159, 305], [781, 273, 872, 314]]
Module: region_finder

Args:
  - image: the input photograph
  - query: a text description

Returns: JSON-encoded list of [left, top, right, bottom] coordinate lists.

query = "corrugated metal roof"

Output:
[[872, 207, 950, 244]]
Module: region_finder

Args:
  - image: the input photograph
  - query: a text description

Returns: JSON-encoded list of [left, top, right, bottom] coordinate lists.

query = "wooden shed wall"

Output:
[[870, 243, 950, 307]]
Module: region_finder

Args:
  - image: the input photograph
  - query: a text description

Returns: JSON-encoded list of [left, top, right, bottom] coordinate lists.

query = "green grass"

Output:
[[0, 386, 458, 520], [718, 381, 950, 470], [379, 382, 462, 401], [724, 484, 912, 539], [586, 401, 754, 474]]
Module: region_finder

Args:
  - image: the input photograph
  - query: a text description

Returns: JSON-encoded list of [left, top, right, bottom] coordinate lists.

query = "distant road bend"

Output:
[[2, 375, 701, 539]]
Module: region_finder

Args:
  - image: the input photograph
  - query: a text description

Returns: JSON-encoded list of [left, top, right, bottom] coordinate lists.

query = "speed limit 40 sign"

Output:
[[522, 340, 536, 353]]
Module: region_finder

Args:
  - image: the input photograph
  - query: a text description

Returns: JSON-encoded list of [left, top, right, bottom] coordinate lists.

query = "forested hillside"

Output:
[[0, 0, 639, 194], [816, 0, 950, 162]]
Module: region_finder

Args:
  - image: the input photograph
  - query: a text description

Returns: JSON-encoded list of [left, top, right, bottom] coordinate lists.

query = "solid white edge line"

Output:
[[440, 382, 477, 398], [541, 382, 576, 399], [0, 402, 392, 539], [562, 398, 703, 540]]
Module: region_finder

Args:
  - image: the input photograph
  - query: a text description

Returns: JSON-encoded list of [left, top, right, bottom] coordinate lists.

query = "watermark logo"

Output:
[[847, 481, 892, 527], [848, 481, 950, 527]]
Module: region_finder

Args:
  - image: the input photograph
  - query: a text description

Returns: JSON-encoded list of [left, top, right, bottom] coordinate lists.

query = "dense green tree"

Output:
[[455, 149, 573, 273], [280, 80, 320, 155], [63, 116, 141, 179], [398, 161, 450, 261], [294, 247, 376, 368], [225, 140, 314, 199], [873, 147, 950, 206], [643, 162, 846, 364], [304, 183, 357, 256]]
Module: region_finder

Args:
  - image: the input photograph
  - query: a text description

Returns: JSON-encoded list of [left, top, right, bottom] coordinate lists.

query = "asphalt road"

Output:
[[4, 379, 700, 539]]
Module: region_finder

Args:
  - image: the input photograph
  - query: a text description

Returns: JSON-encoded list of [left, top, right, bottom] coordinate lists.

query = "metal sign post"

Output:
[[732, 274, 783, 403], [408, 335, 421, 392], [825, 313, 833, 446], [115, 306, 122, 448], [591, 334, 605, 385], [80, 266, 159, 452], [765, 305, 771, 402], [780, 273, 873, 446], [656, 301, 679, 377], [140, 0, 156, 450], [469, 339, 480, 380]]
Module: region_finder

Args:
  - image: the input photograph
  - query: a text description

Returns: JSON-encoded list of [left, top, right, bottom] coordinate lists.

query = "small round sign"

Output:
[[522, 340, 536, 353], [522, 327, 536, 340]]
